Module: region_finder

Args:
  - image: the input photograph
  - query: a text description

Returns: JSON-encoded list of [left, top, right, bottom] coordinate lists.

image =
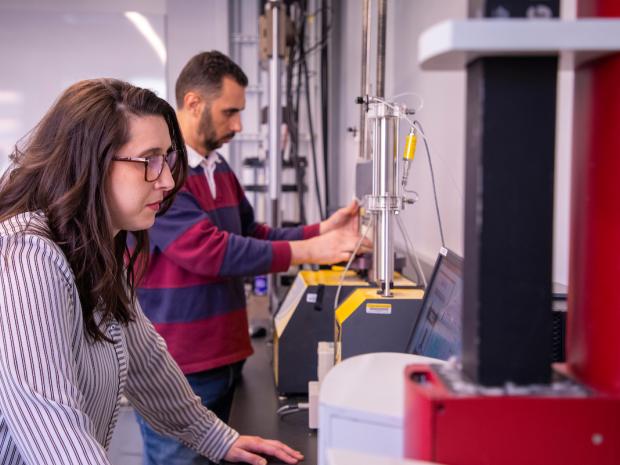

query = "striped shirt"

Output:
[[0, 212, 238, 465], [138, 152, 320, 374]]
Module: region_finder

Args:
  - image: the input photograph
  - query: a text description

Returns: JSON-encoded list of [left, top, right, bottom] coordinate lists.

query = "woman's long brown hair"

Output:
[[0, 79, 187, 341]]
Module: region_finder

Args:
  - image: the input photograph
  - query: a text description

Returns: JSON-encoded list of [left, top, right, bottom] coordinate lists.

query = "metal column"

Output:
[[268, 0, 283, 228]]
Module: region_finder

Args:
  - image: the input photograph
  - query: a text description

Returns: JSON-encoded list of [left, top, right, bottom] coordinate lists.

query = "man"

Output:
[[136, 51, 369, 464]]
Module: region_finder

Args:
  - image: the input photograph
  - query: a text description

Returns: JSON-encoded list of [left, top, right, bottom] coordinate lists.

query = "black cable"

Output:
[[414, 120, 446, 247], [320, 0, 330, 213], [286, 0, 327, 221], [290, 6, 333, 65], [285, 3, 307, 224], [302, 53, 325, 220]]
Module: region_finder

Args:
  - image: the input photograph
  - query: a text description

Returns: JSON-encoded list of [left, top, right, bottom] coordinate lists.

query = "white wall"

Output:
[[331, 0, 467, 270], [165, 0, 230, 105], [386, 0, 468, 267], [331, 0, 573, 285], [0, 0, 232, 172], [0, 0, 168, 172]]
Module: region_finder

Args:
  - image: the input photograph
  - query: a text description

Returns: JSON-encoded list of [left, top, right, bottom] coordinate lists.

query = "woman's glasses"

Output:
[[113, 149, 178, 182]]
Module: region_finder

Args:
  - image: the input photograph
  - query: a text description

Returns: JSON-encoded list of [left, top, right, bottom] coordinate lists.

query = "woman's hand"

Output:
[[224, 435, 304, 465]]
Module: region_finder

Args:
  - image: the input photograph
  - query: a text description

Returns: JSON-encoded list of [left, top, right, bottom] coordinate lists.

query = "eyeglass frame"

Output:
[[112, 148, 178, 182]]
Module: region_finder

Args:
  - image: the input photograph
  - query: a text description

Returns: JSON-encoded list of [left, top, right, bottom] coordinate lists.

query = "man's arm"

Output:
[[149, 191, 291, 278], [237, 188, 320, 242]]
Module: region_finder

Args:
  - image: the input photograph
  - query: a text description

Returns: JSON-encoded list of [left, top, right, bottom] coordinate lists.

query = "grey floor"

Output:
[[108, 406, 143, 465]]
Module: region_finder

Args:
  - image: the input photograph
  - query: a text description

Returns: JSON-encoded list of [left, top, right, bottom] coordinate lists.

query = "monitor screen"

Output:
[[406, 247, 464, 360]]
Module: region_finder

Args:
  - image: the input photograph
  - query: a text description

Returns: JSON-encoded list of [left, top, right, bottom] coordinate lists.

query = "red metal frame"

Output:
[[404, 364, 620, 465]]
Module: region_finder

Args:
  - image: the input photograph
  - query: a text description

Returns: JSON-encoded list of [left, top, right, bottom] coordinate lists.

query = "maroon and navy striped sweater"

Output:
[[138, 154, 319, 374]]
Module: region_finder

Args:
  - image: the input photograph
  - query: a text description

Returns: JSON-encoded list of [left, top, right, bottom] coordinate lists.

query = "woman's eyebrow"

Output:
[[137, 146, 171, 157]]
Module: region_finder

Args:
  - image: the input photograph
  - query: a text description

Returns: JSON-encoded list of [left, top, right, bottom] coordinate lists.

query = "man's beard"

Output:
[[200, 107, 236, 152]]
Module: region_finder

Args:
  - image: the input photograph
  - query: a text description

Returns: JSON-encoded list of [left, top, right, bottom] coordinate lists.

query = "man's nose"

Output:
[[231, 114, 242, 133]]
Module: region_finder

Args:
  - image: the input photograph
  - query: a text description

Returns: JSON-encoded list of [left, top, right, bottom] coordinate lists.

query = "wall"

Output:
[[0, 0, 576, 284], [165, 0, 230, 105], [0, 0, 231, 171], [330, 0, 467, 270], [0, 0, 167, 172], [330, 0, 573, 285]]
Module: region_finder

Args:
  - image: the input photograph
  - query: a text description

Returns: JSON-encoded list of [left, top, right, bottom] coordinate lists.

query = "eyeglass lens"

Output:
[[146, 150, 177, 181]]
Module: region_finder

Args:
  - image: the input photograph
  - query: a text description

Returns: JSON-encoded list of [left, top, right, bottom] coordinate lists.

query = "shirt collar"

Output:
[[186, 145, 221, 169]]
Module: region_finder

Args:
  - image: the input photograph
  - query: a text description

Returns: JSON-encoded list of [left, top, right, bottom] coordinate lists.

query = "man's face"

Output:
[[199, 76, 246, 152]]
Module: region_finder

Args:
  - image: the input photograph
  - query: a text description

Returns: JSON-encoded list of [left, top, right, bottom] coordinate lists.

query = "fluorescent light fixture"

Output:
[[0, 91, 22, 105], [124, 11, 167, 65]]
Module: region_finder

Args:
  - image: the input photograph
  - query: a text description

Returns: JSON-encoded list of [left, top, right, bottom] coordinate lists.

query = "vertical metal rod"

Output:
[[359, 0, 372, 160], [268, 0, 282, 228], [370, 110, 380, 286], [229, 0, 242, 176], [369, 103, 397, 295], [379, 210, 393, 296], [378, 112, 395, 295], [376, 0, 387, 98], [267, 1, 283, 312]]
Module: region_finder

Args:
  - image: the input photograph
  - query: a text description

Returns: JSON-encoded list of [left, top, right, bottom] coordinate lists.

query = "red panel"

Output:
[[569, 0, 620, 395], [404, 365, 620, 465], [594, 0, 620, 17], [578, 0, 620, 17], [403, 366, 438, 460]]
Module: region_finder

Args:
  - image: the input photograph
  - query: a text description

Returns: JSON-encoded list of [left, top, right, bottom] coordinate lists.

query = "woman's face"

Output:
[[106, 114, 175, 235]]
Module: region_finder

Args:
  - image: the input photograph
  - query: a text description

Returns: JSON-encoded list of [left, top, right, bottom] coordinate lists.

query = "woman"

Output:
[[0, 79, 302, 465]]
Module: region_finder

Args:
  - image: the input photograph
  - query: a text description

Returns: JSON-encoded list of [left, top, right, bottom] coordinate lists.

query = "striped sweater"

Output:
[[138, 153, 319, 374], [0, 212, 238, 465]]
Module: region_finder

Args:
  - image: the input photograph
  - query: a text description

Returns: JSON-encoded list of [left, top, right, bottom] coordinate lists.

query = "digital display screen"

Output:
[[407, 249, 463, 360]]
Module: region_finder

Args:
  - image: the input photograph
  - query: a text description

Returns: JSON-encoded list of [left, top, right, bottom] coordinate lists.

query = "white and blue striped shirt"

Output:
[[0, 212, 239, 464]]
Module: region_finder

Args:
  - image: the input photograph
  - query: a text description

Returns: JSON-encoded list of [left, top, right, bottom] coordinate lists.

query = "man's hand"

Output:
[[291, 228, 372, 265], [320, 200, 360, 235], [224, 435, 304, 465]]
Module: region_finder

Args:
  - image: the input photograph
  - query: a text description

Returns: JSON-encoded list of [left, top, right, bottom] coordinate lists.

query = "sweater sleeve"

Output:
[[237, 183, 321, 241], [0, 234, 111, 465], [123, 301, 239, 462], [149, 190, 292, 277]]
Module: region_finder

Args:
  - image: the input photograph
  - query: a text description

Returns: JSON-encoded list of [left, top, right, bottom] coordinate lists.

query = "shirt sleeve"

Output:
[[149, 190, 292, 278], [237, 184, 321, 242], [123, 300, 239, 463], [0, 234, 111, 465]]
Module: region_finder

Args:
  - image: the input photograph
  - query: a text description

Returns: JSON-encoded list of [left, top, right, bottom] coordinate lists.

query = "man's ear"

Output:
[[183, 91, 203, 117]]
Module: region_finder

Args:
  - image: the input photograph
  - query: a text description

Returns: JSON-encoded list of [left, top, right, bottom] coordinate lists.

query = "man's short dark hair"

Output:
[[175, 51, 248, 108]]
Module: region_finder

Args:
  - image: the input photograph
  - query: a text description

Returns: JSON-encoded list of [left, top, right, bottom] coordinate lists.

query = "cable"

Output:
[[368, 96, 446, 248], [276, 402, 309, 418], [320, 0, 330, 214], [396, 214, 427, 288], [333, 214, 374, 311], [302, 52, 325, 220], [413, 120, 446, 248], [285, 2, 307, 224], [291, 5, 334, 65]]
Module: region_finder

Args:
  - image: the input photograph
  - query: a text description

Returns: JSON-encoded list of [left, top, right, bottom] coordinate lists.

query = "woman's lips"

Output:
[[146, 202, 160, 211]]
